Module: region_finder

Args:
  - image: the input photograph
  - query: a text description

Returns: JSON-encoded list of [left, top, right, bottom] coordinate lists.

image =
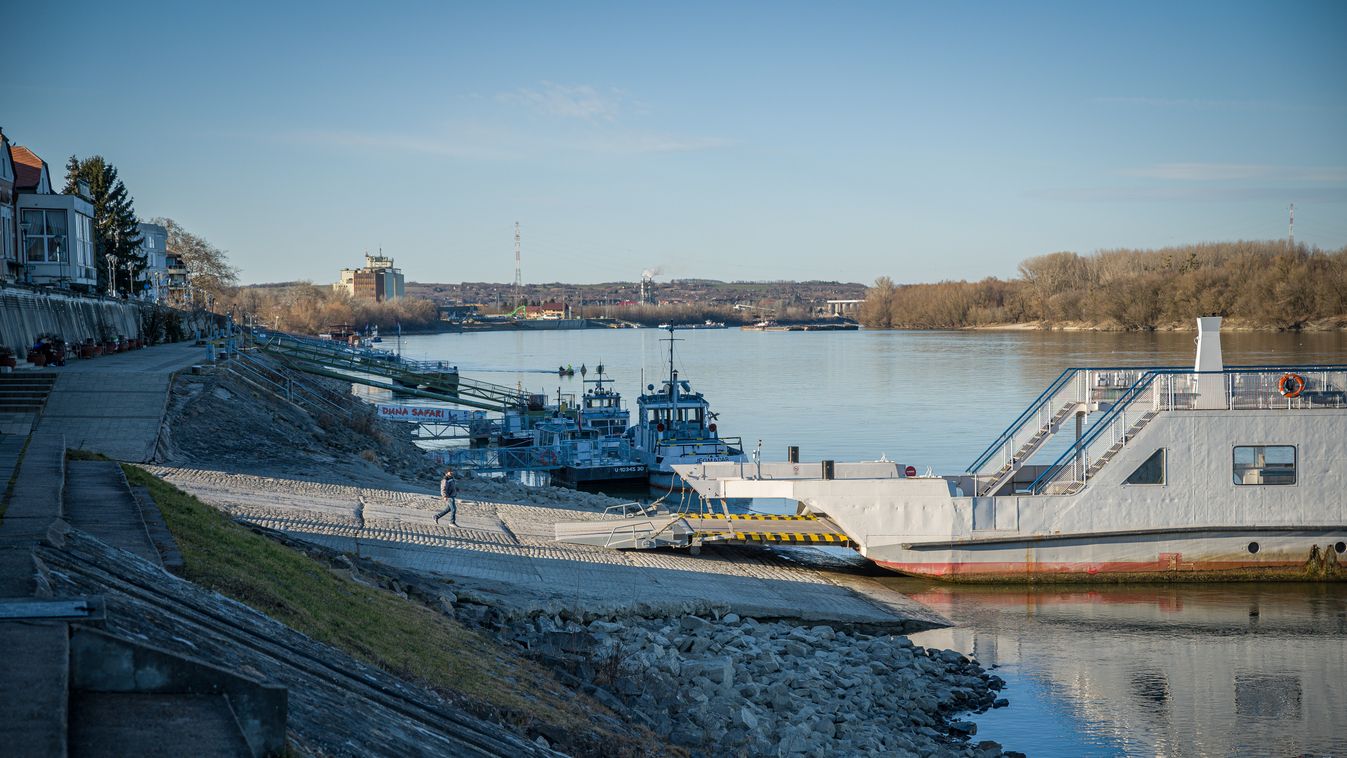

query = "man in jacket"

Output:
[[435, 469, 457, 526]]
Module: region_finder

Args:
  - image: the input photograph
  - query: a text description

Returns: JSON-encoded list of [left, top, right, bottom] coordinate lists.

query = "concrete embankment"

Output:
[[0, 285, 213, 355]]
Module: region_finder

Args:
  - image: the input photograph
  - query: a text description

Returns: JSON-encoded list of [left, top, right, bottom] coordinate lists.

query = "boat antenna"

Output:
[[662, 323, 684, 387]]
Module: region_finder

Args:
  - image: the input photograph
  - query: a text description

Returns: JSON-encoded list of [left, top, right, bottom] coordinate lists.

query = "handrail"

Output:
[[1027, 370, 1162, 493], [967, 367, 1075, 474], [1022, 364, 1347, 494], [967, 362, 1347, 475]]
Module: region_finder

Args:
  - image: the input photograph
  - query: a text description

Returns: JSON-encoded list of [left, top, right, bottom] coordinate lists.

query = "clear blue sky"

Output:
[[9, 1, 1346, 285]]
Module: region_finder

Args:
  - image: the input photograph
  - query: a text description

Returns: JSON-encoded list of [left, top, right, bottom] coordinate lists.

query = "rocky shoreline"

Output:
[[270, 528, 1014, 757]]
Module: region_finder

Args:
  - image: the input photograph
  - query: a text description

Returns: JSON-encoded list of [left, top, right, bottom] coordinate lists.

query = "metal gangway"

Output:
[[250, 330, 529, 413]]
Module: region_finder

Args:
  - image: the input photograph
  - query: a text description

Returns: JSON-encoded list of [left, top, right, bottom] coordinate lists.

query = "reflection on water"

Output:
[[396, 328, 1347, 755], [892, 580, 1347, 757]]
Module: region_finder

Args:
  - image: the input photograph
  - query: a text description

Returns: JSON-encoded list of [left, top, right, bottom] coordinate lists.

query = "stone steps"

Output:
[[0, 372, 59, 412]]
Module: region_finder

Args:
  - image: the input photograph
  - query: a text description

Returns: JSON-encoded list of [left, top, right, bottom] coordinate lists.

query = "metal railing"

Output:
[[425, 437, 644, 473], [253, 330, 528, 412], [227, 350, 355, 419], [966, 366, 1159, 478], [1027, 365, 1347, 494]]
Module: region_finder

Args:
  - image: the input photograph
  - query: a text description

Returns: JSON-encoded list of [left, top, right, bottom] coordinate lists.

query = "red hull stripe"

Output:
[[875, 559, 1305, 577]]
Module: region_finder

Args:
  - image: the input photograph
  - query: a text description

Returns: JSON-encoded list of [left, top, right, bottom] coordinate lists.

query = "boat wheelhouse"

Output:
[[631, 328, 745, 492], [543, 366, 646, 488], [675, 318, 1347, 580]]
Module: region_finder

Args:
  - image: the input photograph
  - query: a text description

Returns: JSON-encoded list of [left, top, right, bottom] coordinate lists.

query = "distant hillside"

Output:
[[405, 279, 867, 308], [860, 241, 1347, 331]]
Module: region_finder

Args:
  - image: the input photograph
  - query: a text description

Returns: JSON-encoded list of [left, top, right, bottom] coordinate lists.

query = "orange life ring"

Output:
[[1278, 372, 1305, 398], [539, 449, 558, 466]]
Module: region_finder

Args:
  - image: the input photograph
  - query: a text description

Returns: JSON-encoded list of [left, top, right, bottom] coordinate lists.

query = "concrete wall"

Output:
[[0, 285, 212, 354]]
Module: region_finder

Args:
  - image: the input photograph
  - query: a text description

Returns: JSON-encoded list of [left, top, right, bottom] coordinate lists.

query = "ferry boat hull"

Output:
[[870, 528, 1345, 582]]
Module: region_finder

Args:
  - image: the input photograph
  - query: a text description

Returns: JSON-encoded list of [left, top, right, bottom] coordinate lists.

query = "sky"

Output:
[[8, 1, 1347, 286]]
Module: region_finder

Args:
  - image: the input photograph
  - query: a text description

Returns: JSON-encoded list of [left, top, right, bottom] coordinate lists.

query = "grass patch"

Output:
[[122, 465, 661, 756], [66, 449, 111, 461]]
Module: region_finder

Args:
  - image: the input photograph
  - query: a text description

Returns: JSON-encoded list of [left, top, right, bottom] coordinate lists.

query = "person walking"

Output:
[[435, 469, 457, 526]]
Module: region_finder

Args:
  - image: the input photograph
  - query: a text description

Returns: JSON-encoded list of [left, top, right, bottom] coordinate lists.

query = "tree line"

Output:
[[860, 241, 1347, 330], [223, 283, 440, 334]]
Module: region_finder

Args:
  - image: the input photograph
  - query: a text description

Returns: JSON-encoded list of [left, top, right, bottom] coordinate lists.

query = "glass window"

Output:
[[21, 209, 69, 263], [1124, 448, 1165, 485], [1233, 445, 1296, 486]]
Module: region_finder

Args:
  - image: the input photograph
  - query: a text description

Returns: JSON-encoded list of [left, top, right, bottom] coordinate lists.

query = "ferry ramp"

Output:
[[554, 511, 855, 551]]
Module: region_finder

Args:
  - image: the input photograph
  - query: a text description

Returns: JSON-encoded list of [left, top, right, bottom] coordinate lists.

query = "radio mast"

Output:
[[513, 221, 522, 308], [1288, 203, 1295, 249]]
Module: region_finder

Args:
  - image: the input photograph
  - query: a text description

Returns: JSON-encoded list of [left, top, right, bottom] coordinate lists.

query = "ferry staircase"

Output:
[[977, 403, 1078, 496], [1044, 409, 1160, 495]]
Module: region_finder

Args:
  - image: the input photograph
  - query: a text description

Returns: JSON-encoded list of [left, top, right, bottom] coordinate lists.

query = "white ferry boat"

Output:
[[631, 328, 745, 492], [675, 318, 1347, 580]]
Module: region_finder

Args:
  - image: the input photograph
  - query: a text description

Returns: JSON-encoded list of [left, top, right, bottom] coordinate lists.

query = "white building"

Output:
[[136, 222, 169, 301], [10, 143, 96, 290]]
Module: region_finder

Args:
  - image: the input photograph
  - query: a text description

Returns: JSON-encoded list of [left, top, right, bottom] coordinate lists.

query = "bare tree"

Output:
[[152, 217, 239, 301]]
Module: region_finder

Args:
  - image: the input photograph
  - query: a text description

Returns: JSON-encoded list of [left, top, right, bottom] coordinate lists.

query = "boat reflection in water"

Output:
[[887, 580, 1347, 757]]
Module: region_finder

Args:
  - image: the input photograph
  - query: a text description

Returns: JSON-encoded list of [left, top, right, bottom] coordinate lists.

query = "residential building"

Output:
[[11, 144, 96, 290], [334, 252, 405, 302], [136, 222, 169, 301], [165, 252, 190, 306], [0, 129, 16, 282]]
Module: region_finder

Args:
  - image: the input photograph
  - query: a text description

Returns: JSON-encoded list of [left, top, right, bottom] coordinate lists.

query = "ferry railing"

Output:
[[1028, 370, 1166, 494], [1027, 365, 1347, 494], [967, 366, 1155, 484]]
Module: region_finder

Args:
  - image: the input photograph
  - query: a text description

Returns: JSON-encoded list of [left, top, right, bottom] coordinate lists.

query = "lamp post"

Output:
[[122, 260, 136, 300], [105, 254, 117, 298]]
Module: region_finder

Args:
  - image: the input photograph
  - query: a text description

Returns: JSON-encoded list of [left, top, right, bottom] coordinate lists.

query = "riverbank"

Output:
[[878, 315, 1347, 332], [147, 352, 1013, 755]]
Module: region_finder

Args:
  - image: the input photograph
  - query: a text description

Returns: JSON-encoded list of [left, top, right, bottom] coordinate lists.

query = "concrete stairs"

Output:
[[0, 372, 58, 413]]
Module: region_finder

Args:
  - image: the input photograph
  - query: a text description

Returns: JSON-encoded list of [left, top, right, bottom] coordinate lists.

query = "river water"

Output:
[[398, 327, 1347, 756]]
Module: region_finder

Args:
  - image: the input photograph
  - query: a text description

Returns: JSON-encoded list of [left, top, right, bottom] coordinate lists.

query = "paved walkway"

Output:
[[155, 467, 946, 629], [0, 432, 65, 596], [37, 343, 205, 462], [65, 461, 162, 567]]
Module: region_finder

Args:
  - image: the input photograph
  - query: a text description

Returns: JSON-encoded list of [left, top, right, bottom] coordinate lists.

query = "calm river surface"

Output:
[[399, 327, 1347, 756]]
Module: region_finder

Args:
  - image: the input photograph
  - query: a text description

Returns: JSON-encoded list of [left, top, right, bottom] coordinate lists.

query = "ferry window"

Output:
[[1233, 445, 1296, 486], [1124, 449, 1165, 485]]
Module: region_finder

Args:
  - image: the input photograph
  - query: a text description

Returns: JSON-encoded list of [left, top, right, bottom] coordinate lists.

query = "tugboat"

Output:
[[539, 365, 647, 489], [629, 327, 745, 492]]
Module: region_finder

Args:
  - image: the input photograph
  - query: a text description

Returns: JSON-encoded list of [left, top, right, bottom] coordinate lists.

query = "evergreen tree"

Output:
[[64, 156, 144, 296]]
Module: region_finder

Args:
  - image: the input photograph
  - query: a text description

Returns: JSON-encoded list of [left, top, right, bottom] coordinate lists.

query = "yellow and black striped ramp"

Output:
[[693, 530, 855, 548], [681, 513, 816, 521]]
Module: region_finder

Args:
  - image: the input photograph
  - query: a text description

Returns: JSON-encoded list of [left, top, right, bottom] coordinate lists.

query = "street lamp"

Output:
[[105, 254, 117, 297]]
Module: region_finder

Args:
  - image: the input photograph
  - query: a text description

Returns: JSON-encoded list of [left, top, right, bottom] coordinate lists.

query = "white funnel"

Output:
[[1193, 316, 1227, 409]]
